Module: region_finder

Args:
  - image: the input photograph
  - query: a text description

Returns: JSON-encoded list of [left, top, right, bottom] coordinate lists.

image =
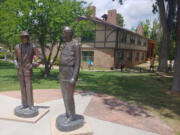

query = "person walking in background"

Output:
[[88, 57, 93, 70], [168, 60, 173, 72], [120, 63, 125, 72], [150, 58, 155, 72]]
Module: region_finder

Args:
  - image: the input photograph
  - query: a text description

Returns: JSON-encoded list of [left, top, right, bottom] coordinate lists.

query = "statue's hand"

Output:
[[14, 62, 19, 69], [69, 78, 75, 84]]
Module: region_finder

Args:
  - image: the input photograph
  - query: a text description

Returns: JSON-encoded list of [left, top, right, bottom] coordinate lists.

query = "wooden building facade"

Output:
[[79, 14, 156, 69]]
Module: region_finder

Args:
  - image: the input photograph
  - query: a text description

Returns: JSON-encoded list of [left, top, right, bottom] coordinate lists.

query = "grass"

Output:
[[0, 61, 60, 91], [0, 60, 180, 135]]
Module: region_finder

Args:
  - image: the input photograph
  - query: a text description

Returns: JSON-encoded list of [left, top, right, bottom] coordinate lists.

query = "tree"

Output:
[[172, 0, 180, 92], [137, 19, 151, 38], [150, 19, 162, 56], [113, 0, 176, 72], [117, 13, 124, 27], [143, 19, 150, 38], [130, 27, 136, 32], [0, 0, 91, 77], [150, 19, 161, 41], [153, 0, 176, 72], [0, 0, 23, 52], [113, 0, 180, 93]]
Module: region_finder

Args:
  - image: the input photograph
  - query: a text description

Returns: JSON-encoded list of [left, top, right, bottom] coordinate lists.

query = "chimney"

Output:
[[89, 6, 96, 18], [102, 14, 108, 21], [137, 25, 143, 35], [107, 9, 117, 25]]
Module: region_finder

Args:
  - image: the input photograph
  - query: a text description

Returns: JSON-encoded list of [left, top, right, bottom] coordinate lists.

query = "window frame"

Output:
[[117, 50, 124, 64], [137, 37, 142, 46], [82, 51, 94, 62], [127, 51, 133, 62], [136, 52, 140, 61]]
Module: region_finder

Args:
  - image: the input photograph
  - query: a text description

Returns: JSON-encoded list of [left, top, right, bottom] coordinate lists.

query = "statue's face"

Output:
[[21, 36, 29, 45], [62, 30, 73, 42], [62, 31, 68, 42]]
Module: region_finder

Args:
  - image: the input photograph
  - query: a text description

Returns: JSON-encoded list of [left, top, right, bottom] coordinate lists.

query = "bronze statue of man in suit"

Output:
[[56, 26, 84, 131], [14, 31, 43, 118]]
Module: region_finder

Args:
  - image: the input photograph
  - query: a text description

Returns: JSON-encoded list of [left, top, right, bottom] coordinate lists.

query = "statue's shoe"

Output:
[[56, 114, 84, 132], [14, 105, 39, 118]]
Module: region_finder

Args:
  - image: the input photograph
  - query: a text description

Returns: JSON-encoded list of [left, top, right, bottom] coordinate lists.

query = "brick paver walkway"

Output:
[[84, 94, 174, 135]]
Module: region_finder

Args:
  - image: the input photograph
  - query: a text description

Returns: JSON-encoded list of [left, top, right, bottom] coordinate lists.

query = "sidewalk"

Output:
[[0, 90, 175, 135]]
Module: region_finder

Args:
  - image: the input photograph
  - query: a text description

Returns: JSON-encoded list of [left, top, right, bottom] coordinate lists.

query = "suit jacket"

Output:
[[14, 43, 43, 76], [59, 40, 81, 81]]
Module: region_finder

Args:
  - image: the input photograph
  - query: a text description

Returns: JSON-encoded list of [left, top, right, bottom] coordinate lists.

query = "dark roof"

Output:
[[78, 16, 149, 40]]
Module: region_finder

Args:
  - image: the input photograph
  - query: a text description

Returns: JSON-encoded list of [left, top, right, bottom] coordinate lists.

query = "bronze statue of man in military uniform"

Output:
[[14, 31, 43, 118], [56, 26, 84, 131]]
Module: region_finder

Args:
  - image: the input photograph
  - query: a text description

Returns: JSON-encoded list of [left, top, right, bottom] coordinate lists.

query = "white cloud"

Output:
[[83, 0, 158, 29]]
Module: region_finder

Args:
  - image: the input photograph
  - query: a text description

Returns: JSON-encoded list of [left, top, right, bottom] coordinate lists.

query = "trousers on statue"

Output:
[[59, 66, 76, 119], [18, 74, 34, 107], [60, 80, 75, 119]]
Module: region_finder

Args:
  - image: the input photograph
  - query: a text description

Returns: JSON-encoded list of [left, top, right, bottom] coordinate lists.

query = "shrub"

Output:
[[0, 53, 4, 59], [0, 49, 7, 59]]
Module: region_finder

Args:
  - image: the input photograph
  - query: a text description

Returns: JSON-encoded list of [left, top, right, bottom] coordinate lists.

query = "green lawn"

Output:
[[0, 60, 180, 135], [0, 61, 60, 91]]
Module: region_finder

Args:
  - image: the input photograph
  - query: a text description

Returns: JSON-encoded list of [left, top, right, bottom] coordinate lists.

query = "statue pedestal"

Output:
[[51, 116, 93, 135], [0, 108, 49, 123]]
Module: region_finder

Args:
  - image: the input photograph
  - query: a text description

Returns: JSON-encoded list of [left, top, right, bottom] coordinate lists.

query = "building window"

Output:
[[130, 35, 135, 44], [121, 32, 127, 43], [81, 31, 96, 43], [117, 51, 124, 64], [136, 52, 140, 61], [82, 51, 94, 62], [127, 51, 132, 62], [137, 38, 142, 46], [141, 52, 145, 61], [143, 40, 147, 46]]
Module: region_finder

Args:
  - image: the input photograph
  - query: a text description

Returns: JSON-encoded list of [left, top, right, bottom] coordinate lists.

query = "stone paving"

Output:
[[0, 89, 175, 135], [84, 94, 174, 135]]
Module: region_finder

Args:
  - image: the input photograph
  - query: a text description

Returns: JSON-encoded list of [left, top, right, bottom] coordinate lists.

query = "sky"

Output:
[[83, 0, 158, 30]]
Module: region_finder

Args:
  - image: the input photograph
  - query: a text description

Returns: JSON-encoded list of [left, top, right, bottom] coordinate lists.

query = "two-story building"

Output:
[[79, 6, 156, 69]]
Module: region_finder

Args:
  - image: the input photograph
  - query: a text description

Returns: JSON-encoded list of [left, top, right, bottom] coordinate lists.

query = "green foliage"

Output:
[[0, 48, 7, 59], [150, 19, 162, 56], [0, 0, 22, 49], [168, 40, 176, 60], [0, 54, 4, 59], [73, 19, 95, 42], [54, 57, 59, 66], [0, 0, 91, 46], [150, 19, 176, 60], [138, 19, 150, 38], [150, 18, 161, 41], [155, 42, 160, 56], [143, 19, 150, 38], [0, 0, 92, 75], [112, 0, 124, 5], [117, 13, 124, 27], [15, 0, 90, 44]]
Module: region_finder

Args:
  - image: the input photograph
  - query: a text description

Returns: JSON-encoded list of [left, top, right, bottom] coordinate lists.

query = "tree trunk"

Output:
[[158, 31, 170, 72], [44, 63, 50, 78], [38, 34, 50, 77], [172, 0, 180, 92], [157, 0, 169, 72]]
